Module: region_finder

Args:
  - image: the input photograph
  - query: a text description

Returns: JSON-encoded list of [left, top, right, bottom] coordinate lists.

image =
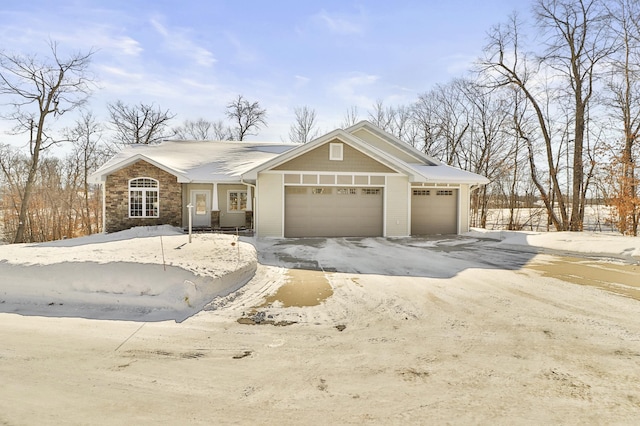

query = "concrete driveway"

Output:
[[251, 235, 536, 279]]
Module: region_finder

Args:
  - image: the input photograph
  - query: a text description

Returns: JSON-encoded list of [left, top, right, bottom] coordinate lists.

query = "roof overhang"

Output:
[[88, 154, 191, 184], [241, 129, 421, 181]]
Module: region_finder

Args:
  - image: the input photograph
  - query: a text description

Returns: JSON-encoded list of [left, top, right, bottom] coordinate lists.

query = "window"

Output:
[[413, 189, 430, 196], [312, 187, 331, 195], [362, 188, 381, 195], [228, 190, 247, 211], [195, 193, 207, 215], [129, 178, 159, 218], [437, 190, 454, 196], [337, 188, 357, 195], [329, 143, 343, 161]]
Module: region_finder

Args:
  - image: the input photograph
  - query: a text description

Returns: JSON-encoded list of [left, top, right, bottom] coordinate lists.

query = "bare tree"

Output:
[[65, 111, 107, 235], [225, 95, 267, 141], [480, 1, 614, 231], [288, 105, 319, 143], [341, 105, 360, 128], [107, 100, 175, 145], [604, 0, 640, 235], [0, 41, 94, 243], [535, 0, 614, 231], [173, 118, 231, 140]]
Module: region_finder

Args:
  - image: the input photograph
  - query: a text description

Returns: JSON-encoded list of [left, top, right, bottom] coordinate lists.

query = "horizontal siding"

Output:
[[273, 139, 395, 173]]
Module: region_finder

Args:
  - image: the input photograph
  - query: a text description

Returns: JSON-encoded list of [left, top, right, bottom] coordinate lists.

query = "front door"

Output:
[[191, 190, 211, 228]]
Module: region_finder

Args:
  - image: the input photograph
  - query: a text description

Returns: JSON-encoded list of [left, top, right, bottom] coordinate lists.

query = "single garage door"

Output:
[[285, 186, 383, 237], [411, 188, 458, 235]]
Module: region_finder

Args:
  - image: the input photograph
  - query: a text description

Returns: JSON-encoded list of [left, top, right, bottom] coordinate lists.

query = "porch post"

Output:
[[246, 185, 252, 210], [212, 183, 219, 210]]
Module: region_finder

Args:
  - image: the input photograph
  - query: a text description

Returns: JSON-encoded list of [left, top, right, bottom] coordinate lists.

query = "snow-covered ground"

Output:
[[1, 226, 640, 424], [1, 226, 638, 322], [0, 226, 256, 321]]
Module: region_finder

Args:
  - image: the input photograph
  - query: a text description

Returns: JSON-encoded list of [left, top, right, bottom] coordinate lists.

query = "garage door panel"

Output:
[[285, 186, 383, 237], [411, 189, 457, 235]]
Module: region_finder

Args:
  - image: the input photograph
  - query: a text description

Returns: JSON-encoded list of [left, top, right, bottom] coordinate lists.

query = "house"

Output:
[[89, 121, 489, 237]]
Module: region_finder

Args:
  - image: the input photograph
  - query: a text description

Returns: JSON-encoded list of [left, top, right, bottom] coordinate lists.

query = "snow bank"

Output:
[[0, 226, 257, 322], [469, 228, 640, 260]]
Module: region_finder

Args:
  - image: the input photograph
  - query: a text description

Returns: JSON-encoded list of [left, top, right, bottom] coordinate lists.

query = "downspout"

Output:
[[101, 179, 106, 234]]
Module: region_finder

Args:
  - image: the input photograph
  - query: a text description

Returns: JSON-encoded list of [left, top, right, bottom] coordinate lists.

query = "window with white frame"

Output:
[[129, 178, 159, 218], [228, 190, 247, 212], [329, 142, 343, 161]]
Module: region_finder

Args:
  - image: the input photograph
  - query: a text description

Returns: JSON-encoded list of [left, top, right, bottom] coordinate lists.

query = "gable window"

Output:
[[129, 178, 159, 218], [329, 142, 343, 161], [228, 190, 247, 212]]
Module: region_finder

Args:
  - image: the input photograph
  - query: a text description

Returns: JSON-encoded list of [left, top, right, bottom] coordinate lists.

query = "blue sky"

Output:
[[0, 0, 530, 147]]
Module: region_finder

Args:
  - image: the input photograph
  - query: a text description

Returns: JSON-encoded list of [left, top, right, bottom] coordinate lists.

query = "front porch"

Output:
[[183, 183, 254, 231]]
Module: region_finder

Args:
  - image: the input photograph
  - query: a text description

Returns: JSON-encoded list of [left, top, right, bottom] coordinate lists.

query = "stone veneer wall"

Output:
[[105, 160, 182, 233]]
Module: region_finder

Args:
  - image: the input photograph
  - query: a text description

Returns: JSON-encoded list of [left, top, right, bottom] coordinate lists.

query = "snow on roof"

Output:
[[409, 163, 490, 185], [91, 140, 298, 183]]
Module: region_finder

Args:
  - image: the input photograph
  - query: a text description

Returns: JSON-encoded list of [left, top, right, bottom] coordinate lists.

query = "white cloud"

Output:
[[294, 75, 310, 88], [330, 72, 380, 108], [314, 9, 364, 35], [150, 16, 216, 67]]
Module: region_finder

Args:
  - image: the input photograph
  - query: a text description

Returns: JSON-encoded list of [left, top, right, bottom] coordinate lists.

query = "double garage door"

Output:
[[285, 186, 383, 237], [411, 188, 458, 235]]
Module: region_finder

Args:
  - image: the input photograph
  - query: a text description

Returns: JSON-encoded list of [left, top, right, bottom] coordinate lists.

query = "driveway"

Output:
[[253, 235, 536, 278], [251, 235, 640, 301]]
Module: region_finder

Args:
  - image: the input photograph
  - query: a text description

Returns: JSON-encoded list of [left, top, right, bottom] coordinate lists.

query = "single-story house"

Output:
[[89, 121, 489, 238]]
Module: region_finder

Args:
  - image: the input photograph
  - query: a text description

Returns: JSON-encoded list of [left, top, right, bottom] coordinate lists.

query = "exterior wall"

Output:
[[256, 173, 284, 237], [385, 175, 410, 237], [182, 183, 213, 228], [219, 183, 251, 228], [350, 128, 419, 163], [273, 139, 395, 173], [104, 160, 181, 233], [458, 184, 470, 233]]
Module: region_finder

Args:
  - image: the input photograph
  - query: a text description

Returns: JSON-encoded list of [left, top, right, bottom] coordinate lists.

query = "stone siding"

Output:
[[105, 160, 182, 233]]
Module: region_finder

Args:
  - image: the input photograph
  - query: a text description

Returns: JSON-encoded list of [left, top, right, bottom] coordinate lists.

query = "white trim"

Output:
[[280, 174, 285, 238], [226, 189, 248, 213], [329, 142, 343, 161], [101, 183, 106, 233], [89, 154, 190, 183], [128, 177, 160, 218], [245, 185, 253, 210], [407, 181, 412, 236], [212, 183, 219, 211]]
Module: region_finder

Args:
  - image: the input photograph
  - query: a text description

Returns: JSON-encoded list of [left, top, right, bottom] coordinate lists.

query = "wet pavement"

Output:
[[250, 235, 640, 302]]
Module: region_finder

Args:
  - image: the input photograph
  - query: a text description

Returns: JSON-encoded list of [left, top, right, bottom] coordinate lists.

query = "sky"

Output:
[[0, 0, 531, 151]]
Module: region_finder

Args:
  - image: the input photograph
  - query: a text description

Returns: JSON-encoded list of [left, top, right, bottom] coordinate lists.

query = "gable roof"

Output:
[[89, 122, 489, 186], [88, 141, 297, 184], [241, 128, 423, 181], [242, 121, 489, 185], [345, 121, 441, 165]]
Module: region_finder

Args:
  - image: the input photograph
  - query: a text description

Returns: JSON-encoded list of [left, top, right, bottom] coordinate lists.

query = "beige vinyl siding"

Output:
[[273, 139, 395, 173], [350, 128, 420, 164], [182, 183, 212, 228], [385, 175, 410, 237], [219, 184, 248, 228], [256, 173, 284, 237]]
